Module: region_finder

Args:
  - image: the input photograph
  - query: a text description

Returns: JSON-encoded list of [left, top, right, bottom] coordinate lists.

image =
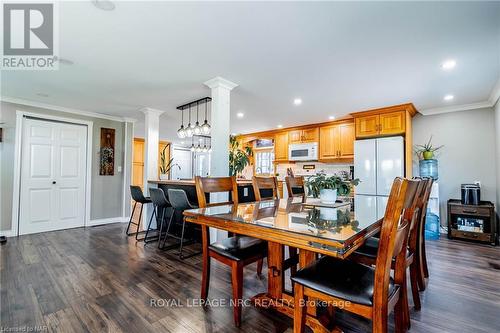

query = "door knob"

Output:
[[52, 181, 56, 184]]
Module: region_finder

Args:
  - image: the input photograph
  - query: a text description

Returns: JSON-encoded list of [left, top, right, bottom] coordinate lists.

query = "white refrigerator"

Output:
[[354, 137, 404, 222]]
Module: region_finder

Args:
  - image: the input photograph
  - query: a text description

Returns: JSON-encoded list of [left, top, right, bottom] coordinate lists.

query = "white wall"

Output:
[[495, 100, 500, 212], [412, 107, 497, 226], [0, 101, 132, 232]]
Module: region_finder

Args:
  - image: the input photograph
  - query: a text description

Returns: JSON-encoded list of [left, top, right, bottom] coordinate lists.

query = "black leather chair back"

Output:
[[149, 188, 170, 208], [130, 186, 149, 203], [168, 189, 197, 211]]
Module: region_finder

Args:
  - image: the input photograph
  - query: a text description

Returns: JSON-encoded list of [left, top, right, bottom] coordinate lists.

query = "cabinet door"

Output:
[[319, 125, 339, 159], [355, 115, 379, 138], [302, 127, 319, 142], [379, 111, 405, 135], [274, 132, 289, 161], [338, 123, 355, 158], [288, 130, 302, 144]]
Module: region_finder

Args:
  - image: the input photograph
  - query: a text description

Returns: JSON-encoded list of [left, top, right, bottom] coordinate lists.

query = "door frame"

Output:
[[12, 110, 93, 236]]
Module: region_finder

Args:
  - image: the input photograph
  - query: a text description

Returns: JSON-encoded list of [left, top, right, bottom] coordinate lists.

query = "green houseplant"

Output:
[[305, 172, 360, 204], [229, 135, 253, 177], [415, 136, 443, 160], [159, 144, 180, 180]]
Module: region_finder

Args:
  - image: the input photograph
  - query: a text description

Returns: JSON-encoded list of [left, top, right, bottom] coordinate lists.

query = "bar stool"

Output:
[[146, 188, 172, 244], [126, 186, 152, 238], [159, 188, 201, 259]]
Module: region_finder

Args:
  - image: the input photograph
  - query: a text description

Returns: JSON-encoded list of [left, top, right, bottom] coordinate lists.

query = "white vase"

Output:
[[159, 174, 169, 181], [319, 189, 337, 204]]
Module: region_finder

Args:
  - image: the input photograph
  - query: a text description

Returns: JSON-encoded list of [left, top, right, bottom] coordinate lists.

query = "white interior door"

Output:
[[19, 118, 87, 235]]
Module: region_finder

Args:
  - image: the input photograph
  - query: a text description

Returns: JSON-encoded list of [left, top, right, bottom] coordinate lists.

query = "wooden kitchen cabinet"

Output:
[[319, 122, 354, 161], [355, 114, 379, 138], [379, 111, 405, 135], [355, 111, 405, 138], [289, 127, 319, 144], [274, 131, 289, 162]]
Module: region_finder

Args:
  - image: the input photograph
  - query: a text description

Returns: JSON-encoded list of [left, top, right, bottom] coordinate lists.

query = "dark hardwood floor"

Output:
[[1, 223, 499, 332]]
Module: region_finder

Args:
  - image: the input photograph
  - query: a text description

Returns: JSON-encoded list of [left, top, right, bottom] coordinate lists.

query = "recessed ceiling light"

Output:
[[277, 124, 283, 128], [236, 112, 244, 118], [293, 98, 302, 106], [36, 93, 49, 97], [444, 94, 454, 101], [441, 59, 456, 70], [329, 116, 335, 120], [92, 0, 115, 11]]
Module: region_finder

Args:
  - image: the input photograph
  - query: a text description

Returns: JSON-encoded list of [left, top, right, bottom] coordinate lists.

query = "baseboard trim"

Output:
[[88, 217, 129, 227], [0, 229, 17, 238]]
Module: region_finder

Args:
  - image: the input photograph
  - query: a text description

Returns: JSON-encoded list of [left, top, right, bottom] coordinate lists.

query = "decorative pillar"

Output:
[[141, 107, 164, 229], [204, 77, 238, 241]]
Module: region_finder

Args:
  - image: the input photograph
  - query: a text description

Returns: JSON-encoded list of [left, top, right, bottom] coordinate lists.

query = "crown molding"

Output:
[[140, 107, 165, 116], [204, 76, 238, 91], [0, 96, 136, 123], [488, 76, 500, 106], [420, 101, 493, 116]]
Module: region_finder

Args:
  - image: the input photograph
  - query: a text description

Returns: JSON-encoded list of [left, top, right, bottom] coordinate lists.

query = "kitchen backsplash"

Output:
[[276, 162, 353, 180]]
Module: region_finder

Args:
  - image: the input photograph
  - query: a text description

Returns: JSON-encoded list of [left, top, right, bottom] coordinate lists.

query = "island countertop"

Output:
[[148, 179, 254, 186]]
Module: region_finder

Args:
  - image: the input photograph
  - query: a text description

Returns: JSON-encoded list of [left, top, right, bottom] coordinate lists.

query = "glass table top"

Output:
[[184, 197, 381, 245]]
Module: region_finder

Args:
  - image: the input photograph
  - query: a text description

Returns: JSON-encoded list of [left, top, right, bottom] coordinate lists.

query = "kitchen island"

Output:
[[148, 179, 273, 206]]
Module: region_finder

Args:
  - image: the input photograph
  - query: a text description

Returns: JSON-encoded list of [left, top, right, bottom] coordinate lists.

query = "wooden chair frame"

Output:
[[285, 176, 306, 203], [294, 178, 414, 333], [252, 176, 279, 201], [195, 176, 265, 327]]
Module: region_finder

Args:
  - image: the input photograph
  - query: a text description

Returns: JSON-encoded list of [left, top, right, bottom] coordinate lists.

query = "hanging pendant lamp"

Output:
[[194, 102, 202, 135], [201, 99, 211, 135], [177, 107, 186, 138], [185, 104, 194, 138]]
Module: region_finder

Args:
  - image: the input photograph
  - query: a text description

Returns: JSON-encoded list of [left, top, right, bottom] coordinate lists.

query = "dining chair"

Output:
[[195, 176, 267, 327], [350, 178, 423, 328], [160, 188, 201, 259], [285, 176, 306, 203], [252, 176, 299, 286], [415, 178, 434, 291], [126, 186, 152, 240], [147, 187, 173, 245], [292, 177, 412, 333]]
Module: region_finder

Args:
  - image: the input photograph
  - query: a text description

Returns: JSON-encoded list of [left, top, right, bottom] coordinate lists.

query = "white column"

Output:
[[204, 77, 238, 241], [204, 77, 238, 176], [141, 107, 164, 229]]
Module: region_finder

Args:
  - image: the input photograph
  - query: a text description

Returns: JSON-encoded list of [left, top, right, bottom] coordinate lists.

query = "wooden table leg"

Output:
[[267, 241, 284, 299], [299, 249, 317, 317], [200, 225, 210, 301]]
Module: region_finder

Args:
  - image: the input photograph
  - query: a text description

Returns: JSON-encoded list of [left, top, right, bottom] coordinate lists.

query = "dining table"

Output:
[[183, 197, 383, 332]]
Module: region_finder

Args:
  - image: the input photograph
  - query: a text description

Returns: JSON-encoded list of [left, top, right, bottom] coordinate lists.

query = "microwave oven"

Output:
[[288, 142, 318, 161]]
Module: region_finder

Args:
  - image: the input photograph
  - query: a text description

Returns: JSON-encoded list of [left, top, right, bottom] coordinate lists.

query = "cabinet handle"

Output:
[[462, 209, 478, 214]]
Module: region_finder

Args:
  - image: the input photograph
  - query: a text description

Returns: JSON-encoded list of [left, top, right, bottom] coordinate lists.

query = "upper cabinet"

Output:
[[289, 127, 319, 144], [319, 122, 354, 161], [274, 131, 289, 162], [353, 104, 416, 139]]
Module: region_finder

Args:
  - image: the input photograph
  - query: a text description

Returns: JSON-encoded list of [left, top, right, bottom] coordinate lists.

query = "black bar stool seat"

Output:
[[126, 186, 153, 238], [146, 187, 172, 244]]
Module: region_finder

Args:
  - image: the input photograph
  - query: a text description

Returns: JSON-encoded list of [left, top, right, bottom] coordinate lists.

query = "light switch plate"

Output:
[[243, 187, 248, 196], [118, 166, 122, 173]]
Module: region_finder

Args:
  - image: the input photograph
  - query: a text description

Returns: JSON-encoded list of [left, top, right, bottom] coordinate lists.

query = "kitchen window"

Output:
[[255, 150, 274, 175]]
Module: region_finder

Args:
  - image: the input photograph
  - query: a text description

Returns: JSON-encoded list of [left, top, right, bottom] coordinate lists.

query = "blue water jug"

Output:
[[425, 210, 440, 240], [419, 159, 438, 180]]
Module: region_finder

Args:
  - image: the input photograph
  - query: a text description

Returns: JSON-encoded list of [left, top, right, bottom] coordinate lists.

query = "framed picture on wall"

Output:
[[100, 128, 115, 175]]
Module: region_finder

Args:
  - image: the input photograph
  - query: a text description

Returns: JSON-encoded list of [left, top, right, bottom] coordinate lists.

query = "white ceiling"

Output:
[[2, 1, 499, 143]]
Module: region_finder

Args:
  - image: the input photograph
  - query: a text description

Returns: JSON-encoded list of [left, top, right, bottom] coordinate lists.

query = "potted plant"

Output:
[[159, 144, 180, 180], [415, 136, 443, 160], [229, 135, 253, 177], [305, 172, 360, 204]]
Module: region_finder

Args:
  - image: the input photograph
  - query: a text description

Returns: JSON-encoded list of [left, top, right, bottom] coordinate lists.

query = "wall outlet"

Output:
[[118, 166, 122, 173], [243, 187, 248, 197]]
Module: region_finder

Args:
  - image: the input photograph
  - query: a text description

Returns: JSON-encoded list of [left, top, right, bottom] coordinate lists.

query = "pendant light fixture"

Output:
[[194, 102, 202, 135], [185, 104, 194, 138], [201, 100, 211, 135], [177, 107, 186, 138], [190, 137, 195, 152], [202, 137, 208, 152]]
